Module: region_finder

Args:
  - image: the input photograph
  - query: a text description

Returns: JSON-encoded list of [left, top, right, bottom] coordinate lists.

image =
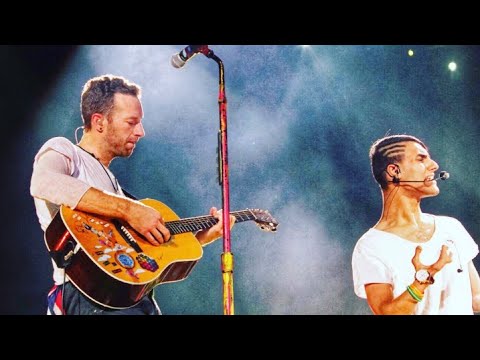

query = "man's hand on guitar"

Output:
[[125, 201, 171, 246], [196, 207, 236, 246]]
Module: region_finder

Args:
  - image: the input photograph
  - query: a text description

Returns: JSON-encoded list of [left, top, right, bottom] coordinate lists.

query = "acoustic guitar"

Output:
[[45, 198, 278, 309]]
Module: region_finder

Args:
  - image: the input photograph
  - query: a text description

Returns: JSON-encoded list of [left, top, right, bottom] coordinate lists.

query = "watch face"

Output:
[[415, 269, 430, 282]]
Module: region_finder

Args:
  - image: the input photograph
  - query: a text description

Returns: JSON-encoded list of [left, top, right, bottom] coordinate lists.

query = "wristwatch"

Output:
[[415, 269, 434, 285]]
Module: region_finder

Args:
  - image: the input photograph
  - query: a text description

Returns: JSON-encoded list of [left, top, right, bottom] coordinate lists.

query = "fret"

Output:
[[165, 210, 258, 235]]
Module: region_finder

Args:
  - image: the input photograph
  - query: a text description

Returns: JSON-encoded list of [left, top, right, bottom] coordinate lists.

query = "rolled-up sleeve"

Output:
[[30, 139, 90, 209]]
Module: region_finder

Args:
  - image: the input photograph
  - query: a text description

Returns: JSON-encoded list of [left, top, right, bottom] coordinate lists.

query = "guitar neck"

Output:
[[165, 210, 255, 235]]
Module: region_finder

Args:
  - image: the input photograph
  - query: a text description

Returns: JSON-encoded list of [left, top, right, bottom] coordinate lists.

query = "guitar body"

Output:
[[45, 199, 203, 309]]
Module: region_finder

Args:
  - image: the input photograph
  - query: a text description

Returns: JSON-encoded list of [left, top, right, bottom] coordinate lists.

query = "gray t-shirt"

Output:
[[31, 136, 125, 284]]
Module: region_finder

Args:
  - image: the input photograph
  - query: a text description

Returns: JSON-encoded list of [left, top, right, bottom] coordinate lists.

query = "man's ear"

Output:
[[386, 163, 401, 176], [91, 113, 104, 132], [385, 163, 401, 184]]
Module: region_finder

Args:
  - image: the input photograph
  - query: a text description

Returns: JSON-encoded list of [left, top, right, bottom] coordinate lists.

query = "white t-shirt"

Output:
[[31, 137, 125, 284], [352, 215, 479, 315]]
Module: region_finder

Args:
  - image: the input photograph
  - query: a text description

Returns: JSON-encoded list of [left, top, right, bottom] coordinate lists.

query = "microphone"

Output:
[[171, 45, 209, 68], [437, 171, 449, 180], [391, 170, 450, 184]]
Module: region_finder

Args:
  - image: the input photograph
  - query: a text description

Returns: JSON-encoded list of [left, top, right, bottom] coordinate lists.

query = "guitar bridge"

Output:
[[112, 220, 143, 253]]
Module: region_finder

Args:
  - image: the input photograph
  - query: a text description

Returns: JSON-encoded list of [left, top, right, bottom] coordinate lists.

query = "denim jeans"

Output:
[[59, 281, 161, 315]]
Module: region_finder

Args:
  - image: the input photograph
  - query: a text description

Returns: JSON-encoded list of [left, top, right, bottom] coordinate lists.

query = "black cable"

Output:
[[76, 145, 120, 193], [61, 270, 67, 315]]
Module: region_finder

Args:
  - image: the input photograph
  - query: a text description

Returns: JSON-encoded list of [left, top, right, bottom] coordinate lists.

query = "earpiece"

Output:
[[387, 164, 401, 184]]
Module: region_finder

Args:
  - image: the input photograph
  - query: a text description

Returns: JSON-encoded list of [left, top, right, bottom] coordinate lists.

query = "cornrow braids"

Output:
[[369, 135, 427, 189]]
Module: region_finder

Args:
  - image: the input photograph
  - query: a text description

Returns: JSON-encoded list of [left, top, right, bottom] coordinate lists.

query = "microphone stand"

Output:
[[200, 46, 234, 315]]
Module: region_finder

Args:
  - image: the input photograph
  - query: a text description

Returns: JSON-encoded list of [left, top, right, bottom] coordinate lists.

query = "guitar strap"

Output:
[[50, 236, 76, 269], [121, 188, 138, 201]]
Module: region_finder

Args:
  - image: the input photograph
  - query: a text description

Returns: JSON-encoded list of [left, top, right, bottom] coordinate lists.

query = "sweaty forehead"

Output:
[[113, 93, 143, 118], [404, 141, 428, 155]]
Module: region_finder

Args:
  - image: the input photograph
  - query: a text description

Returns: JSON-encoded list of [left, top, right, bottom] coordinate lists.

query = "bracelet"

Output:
[[406, 285, 424, 302]]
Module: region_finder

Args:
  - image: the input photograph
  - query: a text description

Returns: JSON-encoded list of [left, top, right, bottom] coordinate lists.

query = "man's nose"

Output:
[[135, 123, 145, 138]]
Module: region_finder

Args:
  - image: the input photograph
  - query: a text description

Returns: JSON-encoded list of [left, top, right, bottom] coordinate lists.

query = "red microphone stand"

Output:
[[199, 46, 234, 315]]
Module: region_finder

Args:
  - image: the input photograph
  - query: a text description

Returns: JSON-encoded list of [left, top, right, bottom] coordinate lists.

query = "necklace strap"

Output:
[[76, 145, 120, 193]]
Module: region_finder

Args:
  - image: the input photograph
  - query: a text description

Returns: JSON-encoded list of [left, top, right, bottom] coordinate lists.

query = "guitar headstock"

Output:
[[249, 209, 278, 232]]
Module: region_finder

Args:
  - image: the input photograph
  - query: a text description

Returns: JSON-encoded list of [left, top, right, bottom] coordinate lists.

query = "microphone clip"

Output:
[[171, 45, 212, 68]]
